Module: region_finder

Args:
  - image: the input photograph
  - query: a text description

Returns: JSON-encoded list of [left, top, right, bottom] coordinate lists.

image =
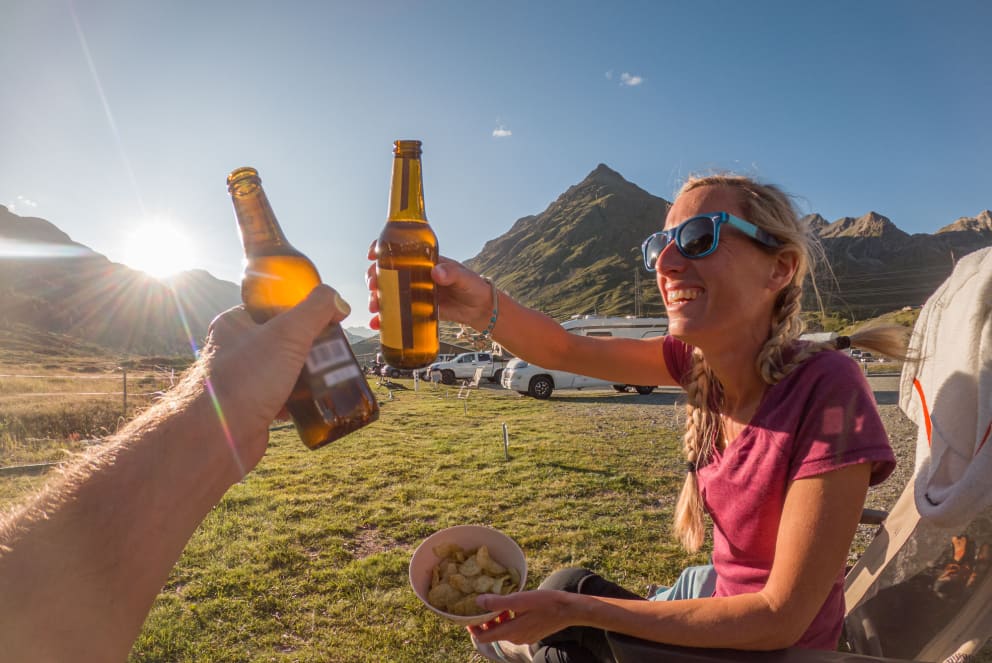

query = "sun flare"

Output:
[[123, 220, 197, 279]]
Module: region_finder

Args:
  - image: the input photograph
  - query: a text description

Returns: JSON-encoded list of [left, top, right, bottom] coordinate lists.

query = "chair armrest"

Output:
[[606, 632, 916, 663], [859, 509, 888, 526]]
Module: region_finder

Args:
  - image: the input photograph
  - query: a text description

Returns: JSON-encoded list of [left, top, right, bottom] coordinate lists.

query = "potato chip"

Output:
[[426, 543, 521, 616], [448, 573, 474, 593], [477, 545, 507, 575], [459, 556, 481, 577]]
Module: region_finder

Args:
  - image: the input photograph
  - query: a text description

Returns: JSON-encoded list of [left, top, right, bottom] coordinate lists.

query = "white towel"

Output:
[[899, 247, 992, 528]]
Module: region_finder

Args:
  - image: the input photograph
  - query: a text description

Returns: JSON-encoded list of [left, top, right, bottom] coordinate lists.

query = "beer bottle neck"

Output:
[[229, 176, 292, 253], [387, 153, 428, 223]]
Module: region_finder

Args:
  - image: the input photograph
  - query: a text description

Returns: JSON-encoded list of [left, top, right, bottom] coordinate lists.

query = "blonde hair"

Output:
[[672, 174, 908, 552]]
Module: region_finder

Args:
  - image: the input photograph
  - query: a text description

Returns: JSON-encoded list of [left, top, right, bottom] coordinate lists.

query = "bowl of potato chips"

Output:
[[409, 525, 527, 626]]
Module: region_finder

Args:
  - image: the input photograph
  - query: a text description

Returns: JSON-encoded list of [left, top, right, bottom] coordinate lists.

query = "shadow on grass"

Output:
[[535, 461, 612, 476], [546, 390, 684, 406]]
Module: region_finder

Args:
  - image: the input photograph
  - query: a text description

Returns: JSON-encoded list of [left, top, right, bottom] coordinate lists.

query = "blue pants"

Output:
[[648, 564, 717, 602], [531, 565, 717, 663]]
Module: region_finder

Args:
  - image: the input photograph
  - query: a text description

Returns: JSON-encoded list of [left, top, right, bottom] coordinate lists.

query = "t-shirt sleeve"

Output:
[[786, 352, 896, 487], [663, 335, 695, 385]]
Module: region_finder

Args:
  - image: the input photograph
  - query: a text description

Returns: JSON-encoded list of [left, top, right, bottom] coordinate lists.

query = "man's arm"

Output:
[[0, 285, 349, 662]]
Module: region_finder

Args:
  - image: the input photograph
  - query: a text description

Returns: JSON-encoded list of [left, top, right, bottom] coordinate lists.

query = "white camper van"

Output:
[[500, 315, 669, 399]]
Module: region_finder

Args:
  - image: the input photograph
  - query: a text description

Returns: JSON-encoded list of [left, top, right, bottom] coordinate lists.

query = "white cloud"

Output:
[[492, 125, 512, 138], [620, 72, 644, 86], [7, 195, 38, 214]]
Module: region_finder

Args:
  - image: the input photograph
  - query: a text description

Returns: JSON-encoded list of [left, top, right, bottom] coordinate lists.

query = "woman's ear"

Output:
[[768, 248, 800, 292]]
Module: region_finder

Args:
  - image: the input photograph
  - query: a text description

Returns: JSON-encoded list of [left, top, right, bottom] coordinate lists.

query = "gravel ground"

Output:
[[852, 376, 918, 554]]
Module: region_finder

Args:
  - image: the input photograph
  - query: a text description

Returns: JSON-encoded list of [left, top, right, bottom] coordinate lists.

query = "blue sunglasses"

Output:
[[641, 211, 782, 271]]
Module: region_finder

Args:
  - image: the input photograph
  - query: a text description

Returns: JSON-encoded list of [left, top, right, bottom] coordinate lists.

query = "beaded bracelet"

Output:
[[478, 278, 500, 338]]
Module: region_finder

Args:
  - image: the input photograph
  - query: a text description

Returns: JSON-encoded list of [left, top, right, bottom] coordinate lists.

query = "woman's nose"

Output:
[[656, 239, 685, 273]]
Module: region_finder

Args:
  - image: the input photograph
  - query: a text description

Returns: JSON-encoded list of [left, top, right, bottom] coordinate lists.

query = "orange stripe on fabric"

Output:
[[979, 421, 991, 454], [913, 378, 933, 446]]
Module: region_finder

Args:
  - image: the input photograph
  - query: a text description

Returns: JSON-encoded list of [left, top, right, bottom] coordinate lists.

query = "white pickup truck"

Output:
[[428, 352, 509, 385], [500, 315, 669, 399]]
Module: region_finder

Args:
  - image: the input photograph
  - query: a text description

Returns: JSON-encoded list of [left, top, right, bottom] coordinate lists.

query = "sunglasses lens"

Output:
[[678, 217, 717, 257], [643, 234, 667, 270]]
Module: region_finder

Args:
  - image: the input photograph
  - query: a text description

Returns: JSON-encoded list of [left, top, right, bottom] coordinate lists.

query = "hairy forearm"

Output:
[[0, 369, 242, 662]]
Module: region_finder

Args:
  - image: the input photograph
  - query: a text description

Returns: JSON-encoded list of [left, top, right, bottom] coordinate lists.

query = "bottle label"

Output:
[[378, 267, 415, 349], [306, 335, 364, 386]]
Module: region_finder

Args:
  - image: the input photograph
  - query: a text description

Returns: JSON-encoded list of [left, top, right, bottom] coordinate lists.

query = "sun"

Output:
[[122, 219, 198, 279]]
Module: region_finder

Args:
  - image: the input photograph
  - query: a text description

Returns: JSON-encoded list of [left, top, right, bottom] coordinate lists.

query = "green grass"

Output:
[[0, 355, 184, 466], [2, 381, 706, 662]]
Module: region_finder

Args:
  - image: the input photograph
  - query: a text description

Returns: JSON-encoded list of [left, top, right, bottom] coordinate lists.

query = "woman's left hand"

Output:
[[466, 589, 576, 646]]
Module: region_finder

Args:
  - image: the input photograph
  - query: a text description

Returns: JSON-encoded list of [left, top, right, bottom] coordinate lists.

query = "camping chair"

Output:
[[608, 247, 992, 663], [457, 367, 485, 400]]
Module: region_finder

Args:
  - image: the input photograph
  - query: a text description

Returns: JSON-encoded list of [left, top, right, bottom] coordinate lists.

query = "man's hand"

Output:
[[194, 284, 351, 477], [0, 283, 351, 663]]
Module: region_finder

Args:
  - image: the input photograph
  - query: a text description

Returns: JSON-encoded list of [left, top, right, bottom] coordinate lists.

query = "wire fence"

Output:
[[0, 367, 178, 415]]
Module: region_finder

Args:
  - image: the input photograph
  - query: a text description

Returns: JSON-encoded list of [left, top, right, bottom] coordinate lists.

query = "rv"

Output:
[[500, 315, 669, 399]]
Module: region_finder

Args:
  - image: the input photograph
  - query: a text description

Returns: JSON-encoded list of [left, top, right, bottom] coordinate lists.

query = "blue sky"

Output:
[[2, 0, 989, 326]]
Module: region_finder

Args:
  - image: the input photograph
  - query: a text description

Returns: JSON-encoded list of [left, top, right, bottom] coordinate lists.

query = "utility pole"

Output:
[[120, 365, 127, 418], [634, 267, 641, 317]]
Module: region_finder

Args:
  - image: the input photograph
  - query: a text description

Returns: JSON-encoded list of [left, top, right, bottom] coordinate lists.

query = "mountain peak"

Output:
[[820, 211, 908, 240], [585, 163, 623, 182], [937, 210, 992, 235], [464, 165, 672, 319], [1, 205, 80, 247], [802, 213, 829, 233], [566, 163, 651, 203]]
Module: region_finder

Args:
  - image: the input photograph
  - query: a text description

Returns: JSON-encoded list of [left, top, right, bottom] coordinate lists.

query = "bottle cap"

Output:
[[227, 167, 261, 194], [393, 140, 422, 157]]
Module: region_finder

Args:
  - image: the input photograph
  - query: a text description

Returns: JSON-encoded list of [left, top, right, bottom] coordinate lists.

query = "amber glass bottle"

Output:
[[376, 140, 439, 369], [227, 167, 378, 449]]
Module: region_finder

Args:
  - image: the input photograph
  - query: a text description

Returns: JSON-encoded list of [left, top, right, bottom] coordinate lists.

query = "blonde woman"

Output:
[[368, 175, 904, 661]]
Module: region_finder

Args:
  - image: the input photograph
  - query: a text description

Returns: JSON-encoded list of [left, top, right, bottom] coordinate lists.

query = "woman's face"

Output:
[[656, 185, 789, 351]]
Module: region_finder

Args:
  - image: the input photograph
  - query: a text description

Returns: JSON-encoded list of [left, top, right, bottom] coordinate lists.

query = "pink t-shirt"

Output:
[[663, 336, 895, 650]]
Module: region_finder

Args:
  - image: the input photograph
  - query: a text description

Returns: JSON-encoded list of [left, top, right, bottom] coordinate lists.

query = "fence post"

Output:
[[121, 366, 127, 418]]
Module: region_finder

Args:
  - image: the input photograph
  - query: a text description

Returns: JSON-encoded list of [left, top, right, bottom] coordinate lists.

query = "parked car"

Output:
[[428, 352, 509, 385], [379, 364, 415, 378], [416, 354, 455, 378], [501, 315, 669, 399]]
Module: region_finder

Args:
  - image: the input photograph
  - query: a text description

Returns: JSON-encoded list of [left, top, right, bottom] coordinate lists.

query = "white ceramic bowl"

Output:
[[409, 524, 527, 625]]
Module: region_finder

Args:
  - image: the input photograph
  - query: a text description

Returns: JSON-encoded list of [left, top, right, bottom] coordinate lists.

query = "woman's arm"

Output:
[[472, 462, 871, 650], [367, 252, 680, 388]]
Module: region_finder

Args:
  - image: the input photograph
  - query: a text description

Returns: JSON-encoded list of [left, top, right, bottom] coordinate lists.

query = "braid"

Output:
[[757, 285, 813, 384], [674, 349, 721, 552]]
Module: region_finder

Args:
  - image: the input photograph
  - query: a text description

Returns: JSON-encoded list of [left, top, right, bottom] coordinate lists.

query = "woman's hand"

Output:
[[466, 590, 577, 647], [366, 241, 494, 331]]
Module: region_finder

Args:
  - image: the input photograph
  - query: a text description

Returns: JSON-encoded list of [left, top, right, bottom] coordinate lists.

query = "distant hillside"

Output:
[[463, 167, 990, 321], [465, 164, 670, 319], [0, 205, 241, 355], [4, 173, 989, 358], [810, 210, 991, 317]]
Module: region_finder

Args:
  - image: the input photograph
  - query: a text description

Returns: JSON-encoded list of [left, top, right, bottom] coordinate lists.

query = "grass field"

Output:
[[0, 349, 928, 663], [1, 377, 718, 662], [0, 355, 182, 469]]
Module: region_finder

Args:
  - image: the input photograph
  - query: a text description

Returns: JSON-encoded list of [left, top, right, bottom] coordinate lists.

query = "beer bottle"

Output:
[[376, 140, 439, 369], [227, 167, 378, 449]]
